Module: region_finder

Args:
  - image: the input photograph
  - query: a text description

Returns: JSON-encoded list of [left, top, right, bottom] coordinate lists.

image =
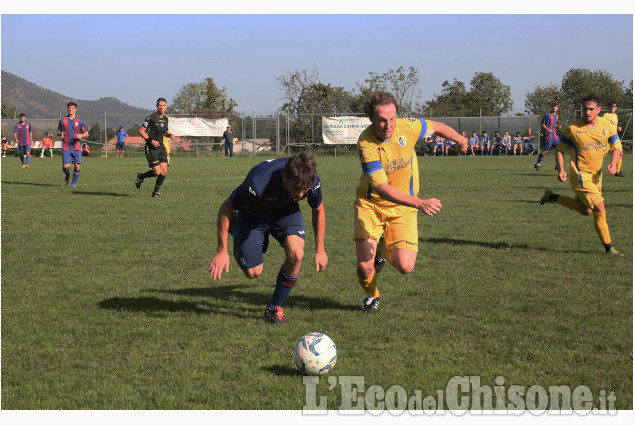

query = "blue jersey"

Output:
[[115, 130, 128, 143], [14, 122, 32, 146], [58, 116, 87, 150], [541, 112, 559, 141], [470, 136, 479, 145], [230, 158, 322, 219], [481, 136, 489, 145]]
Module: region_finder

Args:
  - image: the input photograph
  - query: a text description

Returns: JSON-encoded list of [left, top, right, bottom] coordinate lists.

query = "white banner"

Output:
[[167, 117, 228, 137], [322, 116, 371, 145]]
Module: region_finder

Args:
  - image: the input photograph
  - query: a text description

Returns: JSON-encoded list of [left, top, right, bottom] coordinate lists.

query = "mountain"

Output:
[[1, 70, 152, 128]]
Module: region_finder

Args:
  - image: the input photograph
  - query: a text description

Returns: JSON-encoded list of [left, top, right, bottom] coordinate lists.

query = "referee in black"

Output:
[[136, 97, 172, 198]]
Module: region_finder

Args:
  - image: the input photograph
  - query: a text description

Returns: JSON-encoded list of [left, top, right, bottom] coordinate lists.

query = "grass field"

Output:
[[1, 152, 632, 411]]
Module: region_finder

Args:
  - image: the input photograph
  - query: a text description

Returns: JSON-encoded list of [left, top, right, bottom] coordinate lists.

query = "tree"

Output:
[[168, 77, 237, 115], [421, 79, 469, 117], [355, 66, 421, 116], [467, 72, 513, 116], [2, 103, 16, 119], [523, 82, 567, 116]]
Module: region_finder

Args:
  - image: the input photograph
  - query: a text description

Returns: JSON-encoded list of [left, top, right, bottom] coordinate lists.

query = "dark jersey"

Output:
[[142, 112, 169, 144], [230, 158, 322, 219]]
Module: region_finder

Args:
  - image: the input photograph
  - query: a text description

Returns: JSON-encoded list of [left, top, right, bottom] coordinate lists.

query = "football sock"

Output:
[[536, 154, 545, 164], [267, 266, 299, 308], [153, 174, 165, 193], [72, 171, 80, 185], [358, 271, 379, 299], [593, 210, 611, 246], [64, 169, 71, 180], [141, 170, 155, 179], [20, 155, 25, 165], [617, 157, 623, 173], [556, 195, 579, 212], [26, 155, 31, 165]]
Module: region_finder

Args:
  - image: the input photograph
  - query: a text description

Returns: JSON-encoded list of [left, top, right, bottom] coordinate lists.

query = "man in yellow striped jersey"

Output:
[[355, 91, 468, 313], [603, 100, 624, 177], [540, 94, 623, 255]]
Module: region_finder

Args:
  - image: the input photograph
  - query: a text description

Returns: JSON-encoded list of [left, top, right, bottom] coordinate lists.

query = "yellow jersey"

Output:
[[557, 116, 618, 175], [602, 112, 619, 133], [356, 118, 433, 208]]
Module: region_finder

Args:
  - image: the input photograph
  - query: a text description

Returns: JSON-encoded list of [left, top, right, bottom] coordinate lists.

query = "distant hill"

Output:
[[1, 70, 151, 128]]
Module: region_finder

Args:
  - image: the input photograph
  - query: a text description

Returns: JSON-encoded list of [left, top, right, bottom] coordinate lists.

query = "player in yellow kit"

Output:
[[603, 100, 624, 177], [355, 91, 468, 313], [540, 94, 622, 255]]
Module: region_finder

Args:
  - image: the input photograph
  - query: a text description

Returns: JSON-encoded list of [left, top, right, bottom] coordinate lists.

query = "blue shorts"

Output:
[[435, 142, 443, 147], [18, 145, 31, 154], [232, 206, 306, 270], [541, 137, 559, 152], [62, 149, 82, 165]]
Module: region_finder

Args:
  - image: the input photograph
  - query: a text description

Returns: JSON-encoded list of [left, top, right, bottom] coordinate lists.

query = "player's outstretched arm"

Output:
[[209, 197, 234, 280], [607, 148, 620, 175], [312, 202, 328, 272]]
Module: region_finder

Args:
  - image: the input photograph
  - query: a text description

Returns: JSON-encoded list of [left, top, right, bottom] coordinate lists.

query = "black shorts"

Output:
[[116, 142, 125, 150], [145, 143, 168, 168]]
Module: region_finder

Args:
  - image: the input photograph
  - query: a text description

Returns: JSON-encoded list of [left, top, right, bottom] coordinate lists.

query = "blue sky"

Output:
[[1, 11, 633, 114]]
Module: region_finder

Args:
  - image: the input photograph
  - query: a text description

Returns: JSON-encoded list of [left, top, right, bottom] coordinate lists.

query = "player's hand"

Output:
[[151, 140, 160, 148], [209, 252, 230, 280], [315, 250, 328, 272], [608, 163, 617, 175], [418, 198, 442, 216], [557, 170, 567, 182]]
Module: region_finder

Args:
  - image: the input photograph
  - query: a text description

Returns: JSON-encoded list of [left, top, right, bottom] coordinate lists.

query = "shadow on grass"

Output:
[[72, 191, 131, 197], [262, 365, 302, 377], [1, 180, 59, 187], [98, 297, 207, 313], [421, 237, 592, 254]]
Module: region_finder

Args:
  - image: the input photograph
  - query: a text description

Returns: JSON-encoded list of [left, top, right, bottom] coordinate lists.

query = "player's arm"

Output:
[[311, 201, 328, 272], [209, 197, 234, 280], [374, 183, 442, 216], [555, 149, 567, 182], [139, 123, 160, 148]]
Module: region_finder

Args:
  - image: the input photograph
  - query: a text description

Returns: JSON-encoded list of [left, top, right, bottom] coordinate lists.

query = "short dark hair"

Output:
[[67, 101, 77, 108], [364, 91, 398, 118], [284, 152, 317, 189], [156, 97, 167, 104], [550, 102, 559, 108], [19, 113, 26, 118], [582, 94, 601, 105], [608, 100, 618, 107]]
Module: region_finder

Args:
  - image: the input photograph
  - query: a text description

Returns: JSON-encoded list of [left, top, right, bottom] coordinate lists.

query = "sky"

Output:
[[0, 3, 633, 116]]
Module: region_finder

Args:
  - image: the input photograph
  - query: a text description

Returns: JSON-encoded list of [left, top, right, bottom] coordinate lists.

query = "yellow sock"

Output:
[[616, 157, 622, 173], [556, 195, 580, 212], [593, 210, 611, 246], [358, 271, 380, 299]]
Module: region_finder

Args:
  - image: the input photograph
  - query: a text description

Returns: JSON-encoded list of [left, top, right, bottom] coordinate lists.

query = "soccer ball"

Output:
[[293, 332, 337, 376]]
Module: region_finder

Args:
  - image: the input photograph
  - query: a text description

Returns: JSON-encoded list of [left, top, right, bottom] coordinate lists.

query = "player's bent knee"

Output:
[[243, 267, 263, 279]]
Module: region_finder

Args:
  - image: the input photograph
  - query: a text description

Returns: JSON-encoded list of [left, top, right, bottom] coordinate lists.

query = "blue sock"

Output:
[[72, 171, 80, 185], [537, 155, 545, 164], [26, 156, 31, 164], [267, 266, 299, 308], [20, 155, 25, 165], [64, 169, 71, 180]]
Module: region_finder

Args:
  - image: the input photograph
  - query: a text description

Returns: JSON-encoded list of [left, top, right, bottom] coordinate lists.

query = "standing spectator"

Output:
[[540, 94, 622, 255], [208, 153, 328, 324], [115, 126, 128, 157], [58, 102, 89, 187], [14, 113, 33, 168], [523, 127, 536, 154], [223, 125, 234, 158], [513, 132, 523, 155], [603, 101, 625, 177], [135, 98, 173, 198], [535, 102, 560, 171], [480, 131, 489, 156], [2, 136, 10, 157], [40, 132, 54, 158]]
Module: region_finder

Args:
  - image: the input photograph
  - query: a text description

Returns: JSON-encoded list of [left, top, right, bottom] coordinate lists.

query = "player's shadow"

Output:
[[98, 296, 207, 314], [422, 237, 592, 254], [1, 180, 58, 187], [72, 191, 130, 197], [262, 365, 303, 377]]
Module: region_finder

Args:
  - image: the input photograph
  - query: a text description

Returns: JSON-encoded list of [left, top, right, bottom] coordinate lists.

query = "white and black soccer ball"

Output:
[[293, 332, 337, 376]]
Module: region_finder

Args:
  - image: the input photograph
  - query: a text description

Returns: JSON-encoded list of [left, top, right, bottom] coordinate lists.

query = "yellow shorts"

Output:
[[571, 169, 604, 209], [354, 197, 418, 252], [163, 138, 171, 154]]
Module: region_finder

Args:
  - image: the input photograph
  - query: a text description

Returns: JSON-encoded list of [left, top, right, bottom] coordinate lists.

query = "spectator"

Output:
[[115, 126, 128, 157], [468, 131, 479, 156], [40, 132, 54, 158], [433, 135, 445, 156], [513, 131, 523, 155], [501, 130, 512, 155], [523, 128, 536, 154], [1, 136, 9, 157], [223, 125, 234, 158], [480, 131, 489, 156], [81, 142, 91, 157]]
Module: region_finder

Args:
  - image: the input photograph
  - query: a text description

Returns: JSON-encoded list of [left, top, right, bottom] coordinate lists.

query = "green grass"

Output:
[[1, 152, 632, 410]]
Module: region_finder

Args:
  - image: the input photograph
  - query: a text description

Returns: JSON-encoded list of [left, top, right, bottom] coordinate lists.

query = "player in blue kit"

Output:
[[535, 102, 560, 171], [209, 152, 328, 324], [469, 131, 479, 156], [480, 131, 489, 156], [14, 113, 33, 168], [57, 102, 89, 187]]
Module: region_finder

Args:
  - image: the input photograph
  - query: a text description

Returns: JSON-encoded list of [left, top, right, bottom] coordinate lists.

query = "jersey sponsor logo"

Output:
[[602, 129, 606, 136], [314, 182, 321, 190], [398, 136, 407, 147], [248, 187, 257, 196], [298, 230, 305, 235]]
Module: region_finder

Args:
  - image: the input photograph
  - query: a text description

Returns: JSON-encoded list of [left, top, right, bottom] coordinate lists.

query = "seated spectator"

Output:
[[469, 131, 479, 156], [81, 142, 91, 157], [40, 132, 54, 158], [513, 132, 523, 155], [501, 130, 512, 155], [1, 137, 8, 157], [434, 135, 445, 156]]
